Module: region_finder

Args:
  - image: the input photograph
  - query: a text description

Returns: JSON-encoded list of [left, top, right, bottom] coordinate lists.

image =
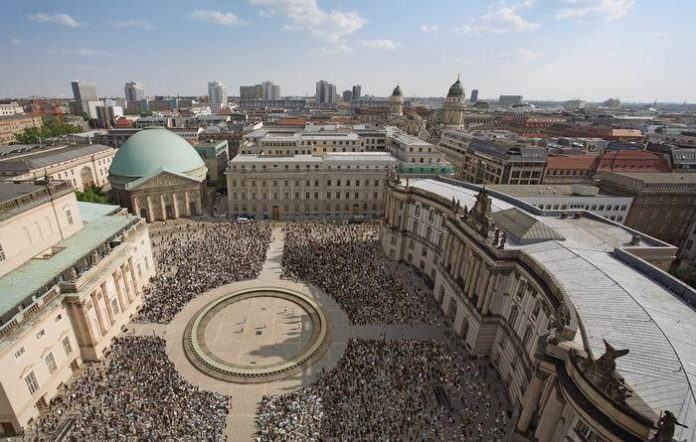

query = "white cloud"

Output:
[[114, 19, 154, 30], [456, 5, 540, 34], [649, 31, 668, 38], [191, 9, 244, 26], [310, 44, 352, 56], [419, 24, 438, 32], [551, 0, 634, 21], [45, 47, 117, 58], [361, 39, 400, 50], [249, 0, 366, 53], [10, 38, 24, 46], [26, 13, 82, 28]]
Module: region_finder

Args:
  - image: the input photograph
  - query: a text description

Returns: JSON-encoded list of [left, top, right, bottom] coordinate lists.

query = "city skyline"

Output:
[[1, 0, 694, 102]]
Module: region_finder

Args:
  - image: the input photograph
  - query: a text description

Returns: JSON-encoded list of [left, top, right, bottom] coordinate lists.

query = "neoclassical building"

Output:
[[381, 176, 695, 442], [0, 182, 153, 435], [108, 128, 207, 222]]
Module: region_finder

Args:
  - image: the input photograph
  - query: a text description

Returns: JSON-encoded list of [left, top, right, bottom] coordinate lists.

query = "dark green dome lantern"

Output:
[[447, 75, 465, 97], [391, 85, 403, 97]]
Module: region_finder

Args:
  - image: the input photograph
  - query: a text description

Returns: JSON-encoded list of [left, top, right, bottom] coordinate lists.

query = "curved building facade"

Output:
[[108, 128, 207, 222], [381, 176, 694, 442]]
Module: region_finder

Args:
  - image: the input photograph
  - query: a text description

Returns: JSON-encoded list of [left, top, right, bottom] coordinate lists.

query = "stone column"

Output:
[[132, 197, 140, 216], [517, 370, 547, 433], [444, 233, 453, 267], [111, 272, 126, 315], [477, 266, 490, 310], [89, 291, 107, 335], [160, 194, 167, 220], [103, 279, 116, 325], [146, 194, 153, 222], [469, 258, 482, 298], [172, 192, 180, 219], [128, 257, 139, 296], [120, 265, 133, 304], [464, 255, 476, 294], [482, 272, 499, 315], [185, 192, 191, 216]]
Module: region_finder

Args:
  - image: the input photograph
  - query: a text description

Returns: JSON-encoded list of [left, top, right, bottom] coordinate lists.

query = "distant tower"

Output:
[[470, 89, 479, 104], [441, 75, 466, 128], [389, 85, 404, 116]]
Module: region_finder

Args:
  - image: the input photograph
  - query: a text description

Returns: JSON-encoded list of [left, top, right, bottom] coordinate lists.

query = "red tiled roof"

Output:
[[547, 156, 598, 170]]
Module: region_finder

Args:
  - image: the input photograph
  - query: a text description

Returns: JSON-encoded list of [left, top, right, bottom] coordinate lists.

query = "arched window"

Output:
[[532, 299, 541, 320], [508, 305, 519, 328]]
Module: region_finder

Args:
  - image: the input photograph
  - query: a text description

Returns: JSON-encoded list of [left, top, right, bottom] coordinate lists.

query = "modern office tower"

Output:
[[315, 80, 337, 105], [470, 89, 479, 103], [342, 90, 352, 102], [352, 85, 362, 100], [207, 81, 228, 104], [71, 80, 98, 115], [124, 81, 146, 102], [240, 86, 259, 100]]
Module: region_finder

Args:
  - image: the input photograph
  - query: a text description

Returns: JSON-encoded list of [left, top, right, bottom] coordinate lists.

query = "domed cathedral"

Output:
[[389, 84, 404, 116], [386, 84, 427, 136], [440, 75, 467, 129], [108, 128, 208, 222]]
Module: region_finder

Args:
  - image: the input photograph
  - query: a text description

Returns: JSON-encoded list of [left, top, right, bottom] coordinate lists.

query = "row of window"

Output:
[[231, 202, 380, 213], [230, 179, 382, 188], [231, 191, 380, 201], [536, 203, 628, 212], [231, 164, 390, 171]]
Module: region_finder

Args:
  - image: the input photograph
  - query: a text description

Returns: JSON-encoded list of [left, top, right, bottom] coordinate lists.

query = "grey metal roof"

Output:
[[0, 144, 113, 172], [0, 182, 48, 204], [409, 179, 696, 439], [469, 138, 547, 162], [491, 208, 565, 243]]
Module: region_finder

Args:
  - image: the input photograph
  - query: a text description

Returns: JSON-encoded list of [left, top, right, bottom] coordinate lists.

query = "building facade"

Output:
[[71, 81, 98, 116], [0, 182, 153, 435], [450, 135, 548, 185], [207, 81, 227, 105], [440, 76, 466, 129], [381, 176, 694, 442], [0, 144, 115, 191], [124, 81, 145, 103], [226, 152, 397, 221], [0, 103, 24, 117], [194, 140, 229, 183], [315, 80, 337, 105], [0, 115, 42, 145], [598, 172, 696, 248]]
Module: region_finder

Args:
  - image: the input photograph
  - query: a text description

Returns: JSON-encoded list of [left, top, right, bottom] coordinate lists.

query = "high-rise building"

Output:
[[470, 89, 478, 103], [352, 85, 362, 100], [71, 80, 98, 115], [240, 86, 259, 100], [124, 81, 146, 102], [261, 81, 281, 100], [342, 90, 352, 102], [498, 95, 523, 106], [208, 81, 227, 105], [315, 80, 337, 105]]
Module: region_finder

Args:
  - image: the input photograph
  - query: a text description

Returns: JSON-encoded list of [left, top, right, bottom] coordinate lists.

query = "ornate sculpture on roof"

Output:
[[387, 165, 399, 183], [577, 339, 633, 404], [651, 410, 688, 442], [464, 186, 493, 238]]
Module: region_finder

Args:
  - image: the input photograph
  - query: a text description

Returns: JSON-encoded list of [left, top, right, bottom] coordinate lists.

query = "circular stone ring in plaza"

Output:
[[183, 287, 330, 383]]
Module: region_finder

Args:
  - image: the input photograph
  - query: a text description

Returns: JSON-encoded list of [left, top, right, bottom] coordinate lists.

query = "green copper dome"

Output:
[[109, 128, 205, 178], [447, 76, 464, 97], [391, 85, 403, 97]]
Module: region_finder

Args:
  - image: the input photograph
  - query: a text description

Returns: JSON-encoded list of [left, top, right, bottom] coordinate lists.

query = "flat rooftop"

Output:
[[0, 182, 50, 205], [603, 172, 696, 184], [230, 153, 397, 164], [488, 184, 627, 198], [0, 144, 114, 173], [410, 178, 696, 440]]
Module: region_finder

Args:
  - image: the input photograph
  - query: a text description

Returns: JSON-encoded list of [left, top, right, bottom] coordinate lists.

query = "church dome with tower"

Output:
[[441, 75, 467, 129]]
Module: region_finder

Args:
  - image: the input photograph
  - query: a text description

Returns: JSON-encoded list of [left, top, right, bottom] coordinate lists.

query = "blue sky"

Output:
[[1, 0, 694, 102]]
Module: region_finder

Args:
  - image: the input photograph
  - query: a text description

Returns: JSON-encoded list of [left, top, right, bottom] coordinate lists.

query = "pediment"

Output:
[[126, 169, 197, 190]]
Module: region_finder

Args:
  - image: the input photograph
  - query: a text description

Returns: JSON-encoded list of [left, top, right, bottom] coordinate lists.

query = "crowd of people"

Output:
[[281, 222, 442, 325], [25, 336, 230, 441], [256, 338, 512, 441], [136, 220, 272, 323]]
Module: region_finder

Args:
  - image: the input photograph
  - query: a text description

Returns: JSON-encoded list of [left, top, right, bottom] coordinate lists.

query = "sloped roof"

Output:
[[492, 208, 565, 243]]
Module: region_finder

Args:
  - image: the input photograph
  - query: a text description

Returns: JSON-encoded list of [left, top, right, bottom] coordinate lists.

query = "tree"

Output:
[[75, 186, 112, 204], [14, 118, 83, 144]]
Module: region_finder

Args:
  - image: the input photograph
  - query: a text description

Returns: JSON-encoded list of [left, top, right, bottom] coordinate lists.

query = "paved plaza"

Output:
[[129, 226, 451, 441]]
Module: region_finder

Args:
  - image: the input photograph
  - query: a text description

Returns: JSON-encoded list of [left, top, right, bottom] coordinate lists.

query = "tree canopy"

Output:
[[75, 186, 112, 205], [13, 118, 83, 144]]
